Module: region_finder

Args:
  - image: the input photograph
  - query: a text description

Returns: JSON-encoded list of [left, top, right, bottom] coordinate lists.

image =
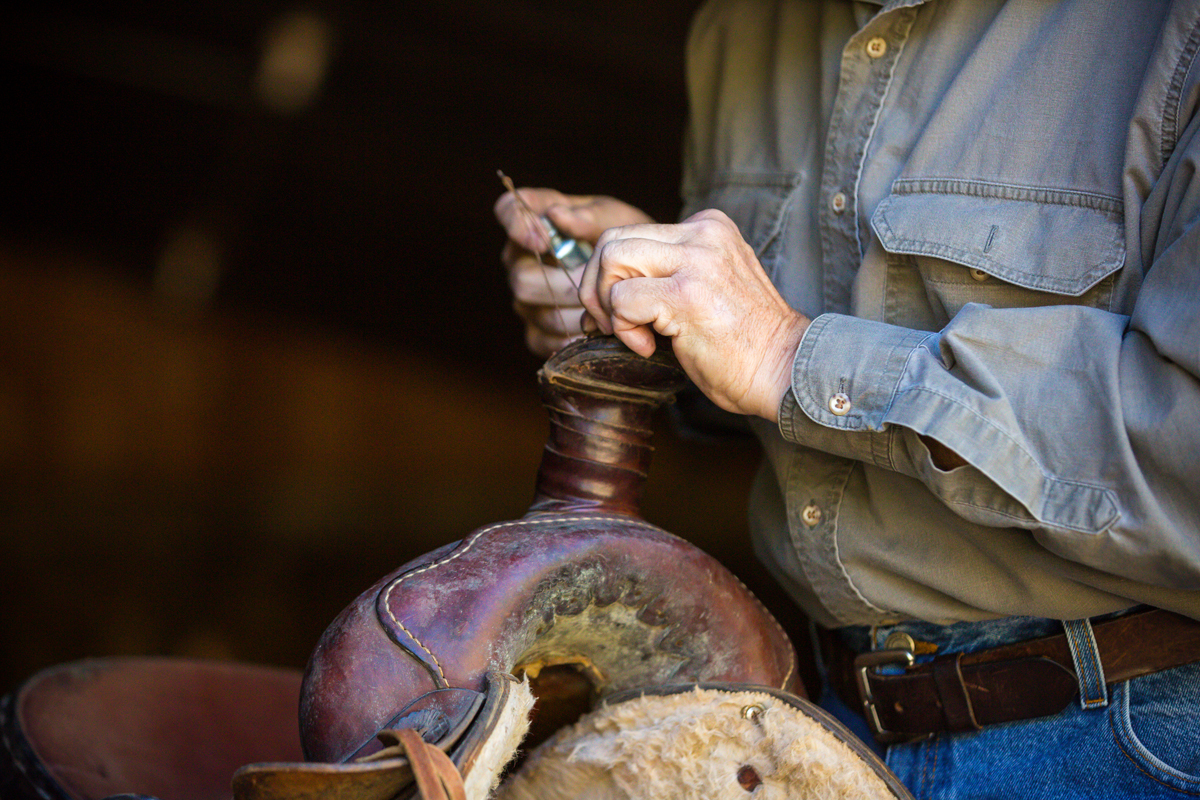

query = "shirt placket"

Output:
[[819, 5, 921, 316], [794, 2, 924, 625]]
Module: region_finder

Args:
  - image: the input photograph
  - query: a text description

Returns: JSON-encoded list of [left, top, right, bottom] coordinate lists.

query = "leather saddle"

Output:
[[2, 337, 913, 800]]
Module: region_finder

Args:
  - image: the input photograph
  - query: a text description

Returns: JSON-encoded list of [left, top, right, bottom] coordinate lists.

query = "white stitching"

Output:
[[380, 516, 665, 687], [378, 515, 797, 692]]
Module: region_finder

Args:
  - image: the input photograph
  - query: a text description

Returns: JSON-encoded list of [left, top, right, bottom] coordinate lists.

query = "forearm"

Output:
[[778, 301, 1200, 590]]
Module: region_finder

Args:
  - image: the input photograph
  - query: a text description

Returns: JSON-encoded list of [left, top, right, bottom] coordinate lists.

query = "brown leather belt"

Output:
[[823, 608, 1200, 743]]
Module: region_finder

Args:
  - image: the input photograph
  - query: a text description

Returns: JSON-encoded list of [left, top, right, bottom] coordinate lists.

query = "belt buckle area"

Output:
[[854, 648, 918, 744]]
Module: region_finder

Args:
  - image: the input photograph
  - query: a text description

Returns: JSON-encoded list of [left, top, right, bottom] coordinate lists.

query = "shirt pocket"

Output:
[[870, 182, 1125, 322], [682, 172, 797, 277]]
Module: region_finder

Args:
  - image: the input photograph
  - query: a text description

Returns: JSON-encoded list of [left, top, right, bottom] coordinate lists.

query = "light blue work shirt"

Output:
[[682, 0, 1200, 626]]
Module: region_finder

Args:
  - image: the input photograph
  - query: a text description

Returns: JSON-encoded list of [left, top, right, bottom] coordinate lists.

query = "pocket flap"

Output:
[[870, 184, 1125, 296]]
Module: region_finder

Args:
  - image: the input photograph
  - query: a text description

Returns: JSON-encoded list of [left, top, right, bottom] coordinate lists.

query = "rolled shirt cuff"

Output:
[[778, 313, 930, 473]]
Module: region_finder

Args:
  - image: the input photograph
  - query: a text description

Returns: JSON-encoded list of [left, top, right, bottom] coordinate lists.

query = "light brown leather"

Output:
[[389, 730, 465, 800]]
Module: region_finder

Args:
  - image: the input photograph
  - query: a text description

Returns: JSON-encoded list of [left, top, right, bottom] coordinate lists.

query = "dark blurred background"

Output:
[[0, 1, 804, 695]]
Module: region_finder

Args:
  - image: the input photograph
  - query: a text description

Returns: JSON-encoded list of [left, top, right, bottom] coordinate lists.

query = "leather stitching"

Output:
[[381, 516, 675, 687], [379, 514, 796, 693]]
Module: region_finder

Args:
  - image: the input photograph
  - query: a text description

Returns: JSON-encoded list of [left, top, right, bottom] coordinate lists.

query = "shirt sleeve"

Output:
[[777, 144, 1200, 592]]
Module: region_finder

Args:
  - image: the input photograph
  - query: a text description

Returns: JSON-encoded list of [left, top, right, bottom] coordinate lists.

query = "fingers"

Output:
[[579, 236, 687, 333], [504, 242, 583, 305], [513, 296, 588, 359], [532, 206, 811, 421], [494, 186, 658, 360], [579, 211, 744, 334], [608, 276, 678, 357], [513, 301, 584, 338], [494, 189, 654, 252], [524, 327, 581, 360], [515, 301, 587, 359], [544, 196, 655, 243], [493, 187, 571, 251]]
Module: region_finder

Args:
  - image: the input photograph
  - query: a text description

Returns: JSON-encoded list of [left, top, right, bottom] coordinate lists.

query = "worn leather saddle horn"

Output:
[[1, 336, 913, 800]]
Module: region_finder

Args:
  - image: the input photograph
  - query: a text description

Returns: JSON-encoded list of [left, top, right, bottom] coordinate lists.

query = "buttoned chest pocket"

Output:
[[871, 187, 1125, 323]]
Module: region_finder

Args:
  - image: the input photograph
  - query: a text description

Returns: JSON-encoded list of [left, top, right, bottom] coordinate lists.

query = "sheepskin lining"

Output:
[[494, 686, 902, 799], [463, 678, 536, 800]]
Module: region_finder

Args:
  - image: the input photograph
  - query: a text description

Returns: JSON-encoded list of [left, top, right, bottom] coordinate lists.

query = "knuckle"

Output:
[[594, 239, 620, 271], [691, 207, 729, 226], [691, 216, 721, 238], [609, 278, 630, 306], [675, 276, 706, 309], [689, 209, 738, 242]]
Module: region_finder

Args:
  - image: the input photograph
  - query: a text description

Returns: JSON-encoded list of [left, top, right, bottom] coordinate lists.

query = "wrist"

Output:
[[756, 312, 810, 423]]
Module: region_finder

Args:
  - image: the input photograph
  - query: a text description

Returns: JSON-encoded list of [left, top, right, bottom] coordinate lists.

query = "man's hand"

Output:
[[494, 188, 654, 357], [579, 209, 810, 422]]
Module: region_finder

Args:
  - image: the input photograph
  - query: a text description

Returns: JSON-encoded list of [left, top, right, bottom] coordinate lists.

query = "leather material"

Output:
[[931, 654, 979, 732], [388, 730, 465, 800], [1, 337, 813, 800], [300, 337, 801, 765], [235, 672, 520, 800], [0, 658, 303, 800], [826, 608, 1200, 738]]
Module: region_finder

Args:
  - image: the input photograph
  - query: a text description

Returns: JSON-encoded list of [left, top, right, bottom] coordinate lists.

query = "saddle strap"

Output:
[[388, 730, 466, 800]]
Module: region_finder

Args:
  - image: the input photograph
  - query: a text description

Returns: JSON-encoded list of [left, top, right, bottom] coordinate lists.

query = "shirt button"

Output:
[[866, 37, 888, 59], [970, 268, 989, 282], [801, 503, 823, 527], [830, 191, 847, 214], [829, 392, 851, 416]]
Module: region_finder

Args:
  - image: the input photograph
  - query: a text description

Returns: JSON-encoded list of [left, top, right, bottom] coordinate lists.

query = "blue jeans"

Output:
[[818, 614, 1200, 799]]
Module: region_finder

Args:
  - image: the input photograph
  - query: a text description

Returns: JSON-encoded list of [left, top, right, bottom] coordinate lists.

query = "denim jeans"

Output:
[[818, 614, 1200, 799]]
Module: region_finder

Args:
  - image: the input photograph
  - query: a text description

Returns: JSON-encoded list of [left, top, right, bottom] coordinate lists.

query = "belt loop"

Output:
[[1062, 618, 1108, 710]]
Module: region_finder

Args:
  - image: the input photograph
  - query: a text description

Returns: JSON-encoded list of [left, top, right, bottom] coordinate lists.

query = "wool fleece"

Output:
[[495, 687, 903, 800]]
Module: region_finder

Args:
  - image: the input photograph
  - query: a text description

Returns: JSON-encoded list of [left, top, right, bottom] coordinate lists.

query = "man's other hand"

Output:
[[579, 208, 810, 422], [494, 188, 653, 357]]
